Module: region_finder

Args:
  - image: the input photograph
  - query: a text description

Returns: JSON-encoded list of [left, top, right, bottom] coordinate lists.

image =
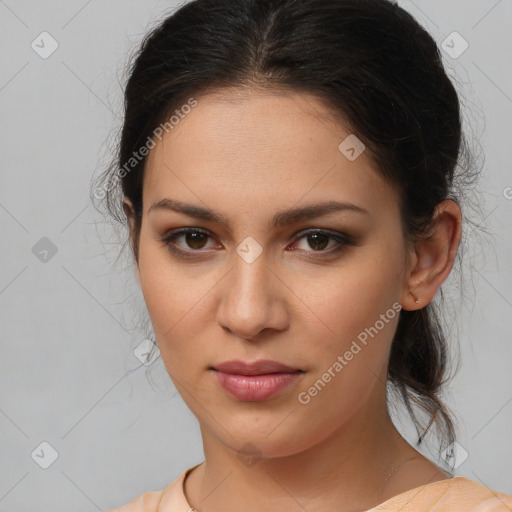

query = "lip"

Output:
[[212, 359, 302, 375], [211, 359, 304, 401]]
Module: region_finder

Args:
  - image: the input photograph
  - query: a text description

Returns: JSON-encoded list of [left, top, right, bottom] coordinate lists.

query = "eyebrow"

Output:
[[148, 198, 369, 228]]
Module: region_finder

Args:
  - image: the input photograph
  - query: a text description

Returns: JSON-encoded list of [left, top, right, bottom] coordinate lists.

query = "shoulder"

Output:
[[104, 463, 200, 512], [447, 477, 512, 511], [104, 489, 164, 512], [373, 476, 512, 511]]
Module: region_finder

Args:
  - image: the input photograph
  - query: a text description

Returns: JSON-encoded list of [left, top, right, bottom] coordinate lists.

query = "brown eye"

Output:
[[305, 233, 330, 251], [183, 231, 209, 250], [159, 228, 216, 256], [292, 230, 350, 254]]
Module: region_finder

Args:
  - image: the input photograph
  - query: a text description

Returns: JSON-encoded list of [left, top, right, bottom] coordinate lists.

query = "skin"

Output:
[[124, 87, 462, 512]]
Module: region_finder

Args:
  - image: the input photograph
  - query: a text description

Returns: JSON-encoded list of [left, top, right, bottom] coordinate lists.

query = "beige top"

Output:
[[107, 463, 512, 511]]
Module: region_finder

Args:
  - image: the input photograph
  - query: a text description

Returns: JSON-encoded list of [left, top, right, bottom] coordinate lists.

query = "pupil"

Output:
[[308, 233, 328, 250], [187, 232, 207, 249]]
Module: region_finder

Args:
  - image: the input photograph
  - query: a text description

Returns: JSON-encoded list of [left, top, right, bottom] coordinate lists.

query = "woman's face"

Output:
[[134, 88, 413, 458]]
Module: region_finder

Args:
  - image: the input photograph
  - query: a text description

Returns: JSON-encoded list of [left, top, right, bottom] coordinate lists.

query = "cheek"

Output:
[[317, 248, 400, 310], [299, 242, 403, 369], [137, 238, 206, 362], [295, 280, 400, 426]]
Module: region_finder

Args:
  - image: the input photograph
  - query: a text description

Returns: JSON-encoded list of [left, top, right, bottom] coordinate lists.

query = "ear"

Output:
[[122, 198, 141, 286], [400, 199, 462, 311]]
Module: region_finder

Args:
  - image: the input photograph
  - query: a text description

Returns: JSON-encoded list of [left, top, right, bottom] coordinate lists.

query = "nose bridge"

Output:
[[231, 232, 270, 297], [230, 248, 272, 314], [217, 244, 286, 339]]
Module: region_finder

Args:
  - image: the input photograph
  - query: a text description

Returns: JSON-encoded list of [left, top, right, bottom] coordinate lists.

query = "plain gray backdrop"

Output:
[[1, 1, 511, 511]]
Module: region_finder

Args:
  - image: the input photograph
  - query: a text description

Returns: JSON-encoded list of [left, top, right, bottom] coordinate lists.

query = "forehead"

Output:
[[142, 88, 397, 222], [147, 87, 348, 163]]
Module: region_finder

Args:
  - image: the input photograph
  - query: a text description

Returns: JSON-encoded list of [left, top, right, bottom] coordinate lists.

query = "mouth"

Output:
[[210, 359, 305, 401]]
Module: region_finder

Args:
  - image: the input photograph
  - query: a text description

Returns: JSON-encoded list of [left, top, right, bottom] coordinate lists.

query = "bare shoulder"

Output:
[[382, 457, 512, 511], [105, 490, 164, 512]]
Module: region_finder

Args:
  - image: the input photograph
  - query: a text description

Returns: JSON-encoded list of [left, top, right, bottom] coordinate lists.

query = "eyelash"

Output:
[[158, 227, 352, 259]]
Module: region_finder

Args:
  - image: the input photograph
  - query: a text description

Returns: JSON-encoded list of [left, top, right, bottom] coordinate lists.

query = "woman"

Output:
[[96, 0, 512, 510]]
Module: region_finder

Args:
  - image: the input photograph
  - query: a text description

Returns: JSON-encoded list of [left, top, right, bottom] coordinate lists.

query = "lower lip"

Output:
[[213, 370, 303, 401]]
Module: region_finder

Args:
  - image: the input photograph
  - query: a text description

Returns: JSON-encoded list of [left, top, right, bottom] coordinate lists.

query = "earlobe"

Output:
[[401, 199, 462, 310]]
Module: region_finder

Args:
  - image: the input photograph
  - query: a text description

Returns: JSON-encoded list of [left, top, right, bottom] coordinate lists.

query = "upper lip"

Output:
[[212, 359, 303, 375]]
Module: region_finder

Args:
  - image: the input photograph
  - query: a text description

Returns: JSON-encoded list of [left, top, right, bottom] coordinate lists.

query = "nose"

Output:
[[216, 252, 289, 341]]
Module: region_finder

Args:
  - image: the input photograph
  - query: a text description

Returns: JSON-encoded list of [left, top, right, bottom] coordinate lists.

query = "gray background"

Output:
[[1, 1, 511, 511]]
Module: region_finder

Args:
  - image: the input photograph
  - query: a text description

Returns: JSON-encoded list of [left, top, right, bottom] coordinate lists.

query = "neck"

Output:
[[185, 400, 428, 512]]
